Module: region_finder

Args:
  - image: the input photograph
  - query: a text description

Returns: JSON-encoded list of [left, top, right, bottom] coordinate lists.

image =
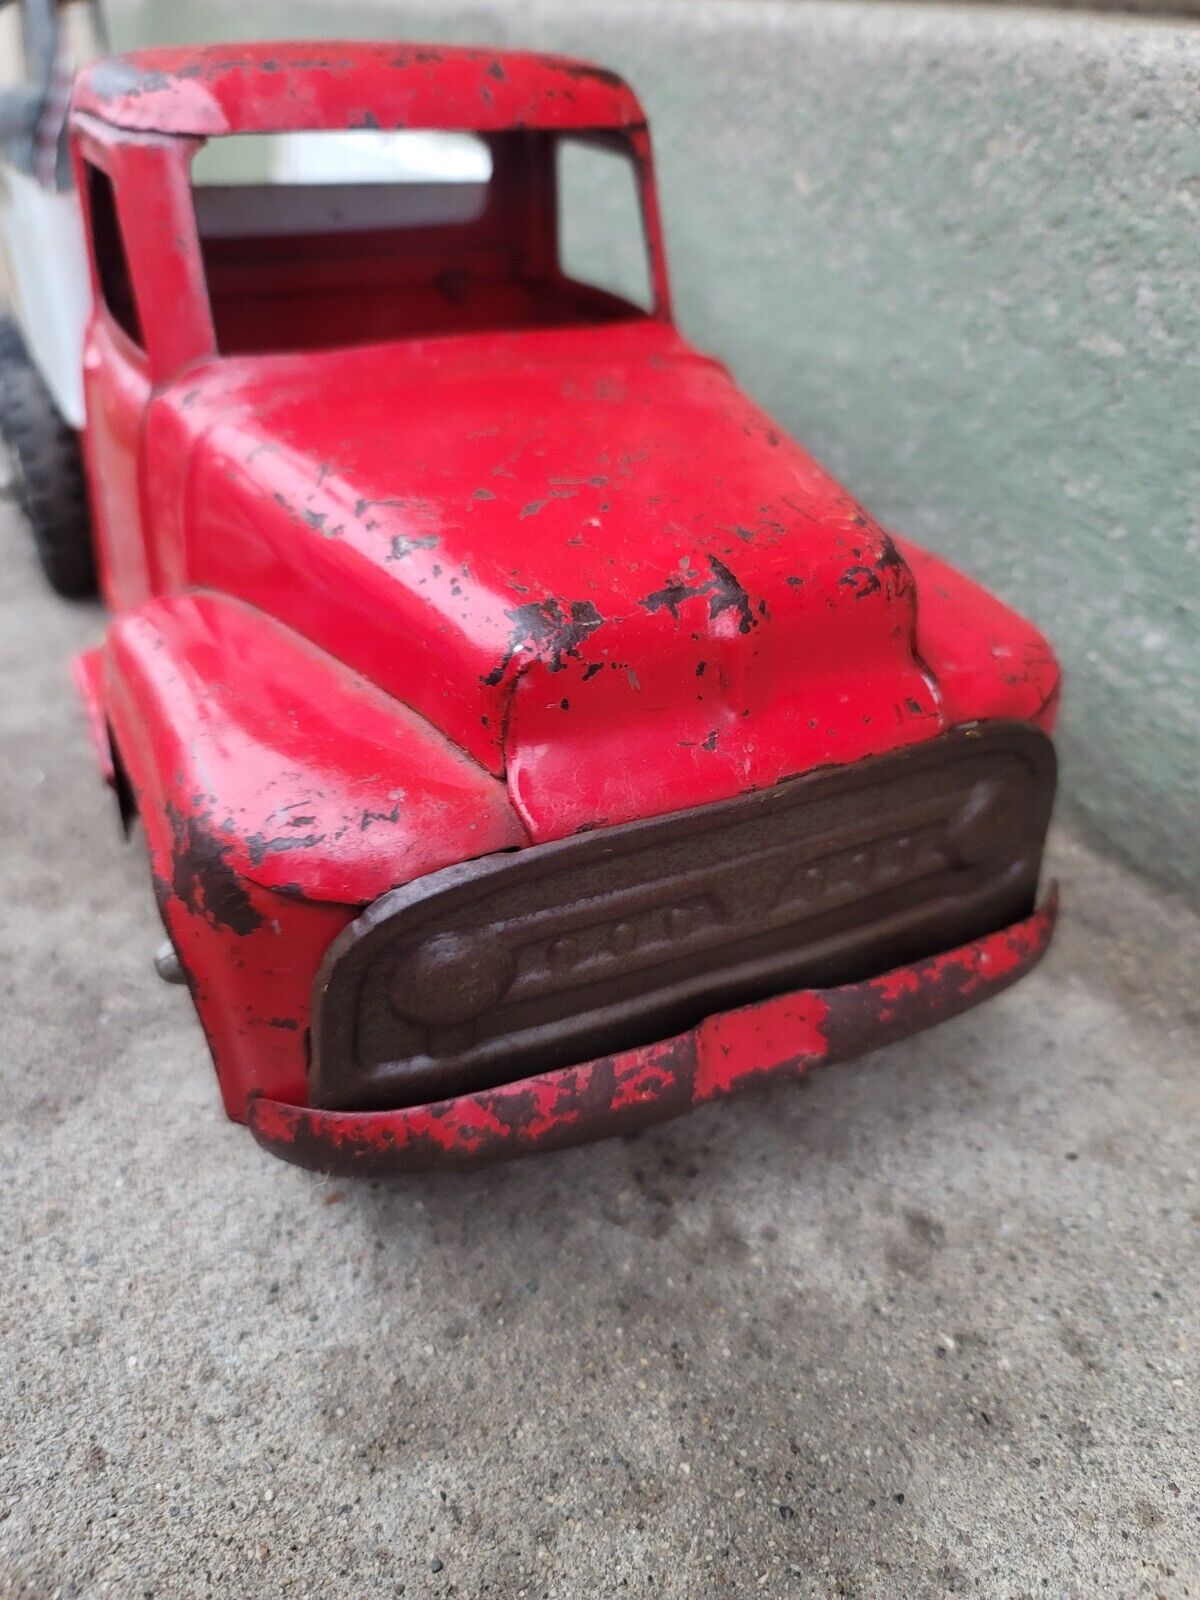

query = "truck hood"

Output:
[[162, 320, 943, 838]]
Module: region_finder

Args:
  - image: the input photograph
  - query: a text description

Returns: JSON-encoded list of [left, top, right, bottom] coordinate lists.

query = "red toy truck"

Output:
[[4, 41, 1060, 1173]]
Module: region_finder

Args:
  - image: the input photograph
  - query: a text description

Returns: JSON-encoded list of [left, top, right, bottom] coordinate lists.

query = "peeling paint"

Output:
[[249, 894, 1057, 1175], [640, 555, 758, 635], [387, 534, 439, 563], [166, 803, 263, 937], [481, 598, 605, 686]]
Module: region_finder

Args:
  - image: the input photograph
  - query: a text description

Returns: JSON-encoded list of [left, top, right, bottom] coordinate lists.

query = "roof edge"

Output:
[[71, 40, 647, 138]]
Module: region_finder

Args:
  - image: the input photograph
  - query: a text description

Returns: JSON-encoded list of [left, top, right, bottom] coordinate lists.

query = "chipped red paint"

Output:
[[695, 992, 830, 1102], [248, 892, 1058, 1175], [63, 39, 1061, 1166], [99, 591, 525, 1116], [104, 592, 526, 907], [151, 323, 964, 831], [72, 42, 646, 138]]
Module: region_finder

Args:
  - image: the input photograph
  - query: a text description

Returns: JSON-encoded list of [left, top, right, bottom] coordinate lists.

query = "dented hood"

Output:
[[165, 320, 942, 838]]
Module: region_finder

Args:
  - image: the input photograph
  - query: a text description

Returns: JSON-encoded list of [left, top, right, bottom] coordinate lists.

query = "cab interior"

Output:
[[188, 128, 657, 355]]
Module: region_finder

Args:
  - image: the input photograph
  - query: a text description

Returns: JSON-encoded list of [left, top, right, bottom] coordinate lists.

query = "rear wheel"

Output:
[[0, 316, 95, 597]]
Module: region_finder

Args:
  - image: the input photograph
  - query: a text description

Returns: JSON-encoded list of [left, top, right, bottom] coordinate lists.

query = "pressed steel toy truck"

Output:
[[4, 42, 1060, 1173]]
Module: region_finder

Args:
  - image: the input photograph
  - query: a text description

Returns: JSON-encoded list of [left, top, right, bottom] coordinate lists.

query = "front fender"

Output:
[[93, 591, 526, 1116]]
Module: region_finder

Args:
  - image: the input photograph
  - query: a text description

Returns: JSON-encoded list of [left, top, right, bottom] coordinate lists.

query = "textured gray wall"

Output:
[[111, 0, 1200, 903]]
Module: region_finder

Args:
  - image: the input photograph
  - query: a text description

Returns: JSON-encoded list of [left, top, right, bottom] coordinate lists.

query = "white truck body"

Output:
[[0, 162, 88, 426]]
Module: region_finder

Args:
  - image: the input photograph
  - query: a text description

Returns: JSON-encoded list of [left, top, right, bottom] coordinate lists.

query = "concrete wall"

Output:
[[110, 0, 1200, 904]]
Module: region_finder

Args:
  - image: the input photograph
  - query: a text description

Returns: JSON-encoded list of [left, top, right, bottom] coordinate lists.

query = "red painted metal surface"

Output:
[[101, 591, 525, 1116], [248, 891, 1058, 1175], [135, 321, 1058, 839], [63, 40, 1061, 1168], [71, 646, 114, 786], [72, 41, 647, 138], [154, 322, 953, 814]]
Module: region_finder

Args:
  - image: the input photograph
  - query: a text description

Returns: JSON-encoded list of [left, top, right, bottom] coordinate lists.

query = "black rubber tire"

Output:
[[0, 315, 96, 598]]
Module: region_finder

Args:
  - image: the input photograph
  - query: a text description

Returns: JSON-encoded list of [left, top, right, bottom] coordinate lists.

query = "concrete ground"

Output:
[[1, 500, 1198, 1600]]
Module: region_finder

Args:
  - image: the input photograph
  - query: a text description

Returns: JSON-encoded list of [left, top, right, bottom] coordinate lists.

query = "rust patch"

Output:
[[519, 488, 578, 520], [481, 598, 605, 686], [246, 829, 327, 865], [166, 803, 263, 937], [387, 534, 439, 562], [874, 532, 916, 597], [86, 57, 173, 100], [554, 60, 629, 91], [840, 565, 882, 600], [358, 803, 402, 831], [640, 555, 758, 635], [251, 894, 1055, 1177], [641, 577, 700, 621]]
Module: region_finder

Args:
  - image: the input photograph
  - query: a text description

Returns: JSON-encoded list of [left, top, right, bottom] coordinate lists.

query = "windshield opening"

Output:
[[189, 128, 657, 357]]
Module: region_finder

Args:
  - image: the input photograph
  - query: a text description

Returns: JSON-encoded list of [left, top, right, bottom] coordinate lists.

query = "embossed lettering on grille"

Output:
[[312, 724, 1055, 1111]]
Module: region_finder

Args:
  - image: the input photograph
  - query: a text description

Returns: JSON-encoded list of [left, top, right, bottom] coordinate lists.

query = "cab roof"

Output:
[[71, 40, 646, 138]]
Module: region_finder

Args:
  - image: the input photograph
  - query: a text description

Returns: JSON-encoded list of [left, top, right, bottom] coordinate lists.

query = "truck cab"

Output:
[[60, 43, 1059, 1173]]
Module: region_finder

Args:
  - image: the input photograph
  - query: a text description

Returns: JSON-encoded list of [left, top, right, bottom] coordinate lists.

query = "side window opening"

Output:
[[556, 135, 653, 314], [84, 161, 143, 350]]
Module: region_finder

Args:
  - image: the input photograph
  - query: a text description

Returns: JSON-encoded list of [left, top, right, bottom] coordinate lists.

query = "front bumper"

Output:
[[248, 887, 1056, 1177]]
